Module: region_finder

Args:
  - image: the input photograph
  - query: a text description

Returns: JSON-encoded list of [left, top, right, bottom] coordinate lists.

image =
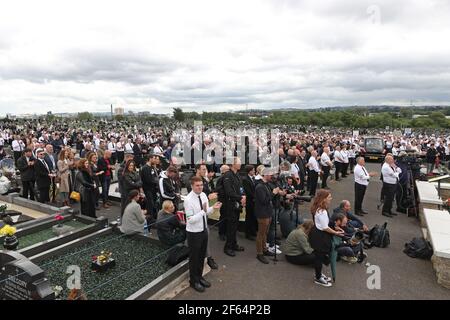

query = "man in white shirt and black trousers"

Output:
[[381, 155, 401, 218], [320, 147, 333, 189], [308, 150, 321, 196], [354, 157, 376, 216], [185, 175, 222, 293]]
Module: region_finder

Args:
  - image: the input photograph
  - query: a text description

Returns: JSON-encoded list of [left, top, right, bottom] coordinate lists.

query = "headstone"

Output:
[[0, 251, 55, 300]]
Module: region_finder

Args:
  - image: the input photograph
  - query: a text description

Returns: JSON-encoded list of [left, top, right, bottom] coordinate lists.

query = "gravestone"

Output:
[[0, 251, 55, 300]]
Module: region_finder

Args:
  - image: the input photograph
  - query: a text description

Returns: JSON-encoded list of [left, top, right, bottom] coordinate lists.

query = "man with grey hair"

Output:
[[381, 155, 401, 218], [331, 200, 368, 235], [354, 157, 376, 216]]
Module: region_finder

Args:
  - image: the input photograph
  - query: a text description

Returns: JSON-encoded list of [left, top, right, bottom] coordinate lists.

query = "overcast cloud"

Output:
[[1, 0, 450, 115]]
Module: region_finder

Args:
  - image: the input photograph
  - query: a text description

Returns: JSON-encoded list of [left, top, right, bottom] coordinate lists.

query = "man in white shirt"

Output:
[[333, 145, 343, 181], [320, 147, 333, 189], [125, 140, 134, 154], [184, 176, 222, 293], [12, 136, 25, 164], [381, 155, 401, 218], [354, 157, 376, 216], [107, 137, 117, 164], [341, 145, 349, 178], [308, 150, 320, 196]]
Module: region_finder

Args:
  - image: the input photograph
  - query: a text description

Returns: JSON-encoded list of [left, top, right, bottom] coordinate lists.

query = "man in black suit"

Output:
[[242, 165, 257, 240], [223, 157, 246, 257], [44, 144, 57, 202], [34, 148, 55, 203], [133, 138, 144, 168], [140, 153, 162, 219], [44, 144, 57, 172], [17, 148, 36, 200]]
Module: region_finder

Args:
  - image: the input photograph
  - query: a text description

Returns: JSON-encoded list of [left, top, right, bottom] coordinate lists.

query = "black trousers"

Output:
[[225, 206, 240, 250], [286, 253, 316, 266], [13, 151, 22, 165], [349, 158, 356, 172], [396, 183, 407, 211], [382, 182, 397, 214], [309, 171, 319, 196], [321, 166, 330, 188], [144, 191, 158, 220], [354, 183, 367, 213], [314, 252, 328, 279], [218, 205, 227, 236], [22, 180, 35, 200], [110, 152, 117, 165], [245, 202, 258, 237], [187, 230, 208, 284], [117, 151, 125, 164], [38, 187, 50, 203], [306, 168, 311, 191], [342, 163, 349, 177], [334, 162, 342, 180]]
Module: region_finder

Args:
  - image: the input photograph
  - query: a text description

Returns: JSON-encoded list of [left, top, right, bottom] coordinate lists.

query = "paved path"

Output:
[[174, 163, 450, 300]]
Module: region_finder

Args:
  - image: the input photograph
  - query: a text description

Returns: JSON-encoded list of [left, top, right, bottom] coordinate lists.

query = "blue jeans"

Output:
[[337, 242, 363, 258], [102, 176, 111, 203], [348, 220, 363, 229]]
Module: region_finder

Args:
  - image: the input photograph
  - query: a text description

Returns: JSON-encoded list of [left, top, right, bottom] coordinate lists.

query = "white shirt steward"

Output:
[[184, 191, 213, 285], [381, 163, 401, 215], [354, 164, 370, 213], [320, 153, 331, 188], [308, 156, 320, 196]]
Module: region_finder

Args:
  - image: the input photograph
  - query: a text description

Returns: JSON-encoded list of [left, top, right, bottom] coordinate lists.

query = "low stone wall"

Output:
[[0, 192, 70, 215], [419, 202, 440, 227], [431, 255, 450, 289]]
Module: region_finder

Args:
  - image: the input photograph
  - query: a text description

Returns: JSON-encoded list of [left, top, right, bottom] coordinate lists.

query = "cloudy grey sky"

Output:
[[1, 0, 450, 115]]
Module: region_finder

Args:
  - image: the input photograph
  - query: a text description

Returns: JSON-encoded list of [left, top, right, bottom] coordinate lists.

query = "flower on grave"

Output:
[[97, 250, 112, 265], [53, 285, 63, 298], [0, 225, 16, 237], [55, 214, 64, 227]]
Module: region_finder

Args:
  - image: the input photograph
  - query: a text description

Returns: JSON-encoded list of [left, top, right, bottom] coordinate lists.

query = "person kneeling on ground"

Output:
[[282, 220, 315, 266], [156, 200, 186, 246], [331, 213, 366, 264], [120, 189, 150, 235]]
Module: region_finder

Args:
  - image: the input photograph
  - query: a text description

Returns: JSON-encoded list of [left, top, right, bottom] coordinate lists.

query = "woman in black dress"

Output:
[[76, 158, 97, 218]]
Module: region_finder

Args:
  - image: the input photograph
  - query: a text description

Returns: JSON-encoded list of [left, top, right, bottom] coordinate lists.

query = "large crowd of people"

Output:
[[1, 118, 450, 291]]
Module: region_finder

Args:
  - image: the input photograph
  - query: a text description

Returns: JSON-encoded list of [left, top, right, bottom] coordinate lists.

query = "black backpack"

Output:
[[166, 245, 190, 267], [368, 222, 390, 248], [403, 237, 433, 259]]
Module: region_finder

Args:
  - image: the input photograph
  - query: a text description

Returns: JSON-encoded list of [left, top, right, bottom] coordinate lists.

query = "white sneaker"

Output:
[[321, 274, 332, 282], [266, 243, 280, 249], [314, 276, 332, 287], [268, 245, 282, 255]]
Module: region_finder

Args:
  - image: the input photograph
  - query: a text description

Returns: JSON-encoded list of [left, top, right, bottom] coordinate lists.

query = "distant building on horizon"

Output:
[[114, 107, 124, 116]]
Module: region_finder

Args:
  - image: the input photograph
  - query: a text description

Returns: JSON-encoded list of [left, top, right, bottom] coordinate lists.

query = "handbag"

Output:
[[70, 191, 81, 202]]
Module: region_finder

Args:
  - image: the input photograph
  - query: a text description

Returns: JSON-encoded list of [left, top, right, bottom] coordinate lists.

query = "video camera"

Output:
[[398, 151, 422, 175]]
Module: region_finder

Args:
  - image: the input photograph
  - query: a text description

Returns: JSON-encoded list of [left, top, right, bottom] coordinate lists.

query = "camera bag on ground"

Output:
[[403, 237, 433, 259], [367, 222, 390, 248], [166, 244, 190, 266]]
